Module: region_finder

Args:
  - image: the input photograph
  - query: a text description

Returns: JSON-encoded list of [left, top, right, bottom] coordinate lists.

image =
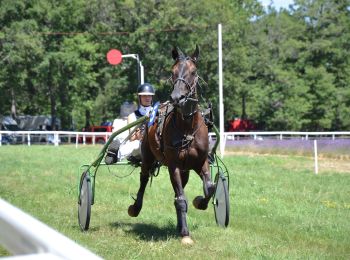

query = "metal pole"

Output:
[[122, 54, 144, 86], [136, 54, 141, 86], [140, 61, 144, 84], [218, 24, 224, 157]]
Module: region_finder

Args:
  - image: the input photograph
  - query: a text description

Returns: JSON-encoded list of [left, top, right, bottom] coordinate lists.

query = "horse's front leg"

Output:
[[169, 165, 193, 244], [193, 160, 215, 210], [128, 166, 150, 217]]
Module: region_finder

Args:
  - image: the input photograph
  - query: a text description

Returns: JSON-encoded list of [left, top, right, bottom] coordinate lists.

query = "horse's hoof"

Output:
[[128, 205, 140, 217], [181, 236, 194, 245], [193, 196, 208, 210], [193, 196, 203, 209]]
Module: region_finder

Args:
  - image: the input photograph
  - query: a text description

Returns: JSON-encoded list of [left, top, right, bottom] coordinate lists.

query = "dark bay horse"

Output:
[[128, 46, 215, 244]]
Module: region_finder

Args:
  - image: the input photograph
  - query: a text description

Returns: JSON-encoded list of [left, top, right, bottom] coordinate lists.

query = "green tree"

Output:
[[1, 0, 349, 131], [0, 18, 44, 118], [293, 0, 350, 130]]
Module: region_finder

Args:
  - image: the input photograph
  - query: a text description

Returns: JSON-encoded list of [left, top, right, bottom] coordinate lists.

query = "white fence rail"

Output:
[[218, 131, 350, 142], [0, 198, 102, 259], [1, 130, 350, 148], [0, 130, 112, 147]]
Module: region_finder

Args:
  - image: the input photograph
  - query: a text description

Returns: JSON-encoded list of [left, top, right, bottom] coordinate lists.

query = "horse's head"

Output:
[[170, 45, 199, 117]]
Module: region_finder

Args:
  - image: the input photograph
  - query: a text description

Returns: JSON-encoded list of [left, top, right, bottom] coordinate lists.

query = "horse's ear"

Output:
[[172, 47, 184, 60], [172, 47, 178, 60], [191, 45, 199, 63]]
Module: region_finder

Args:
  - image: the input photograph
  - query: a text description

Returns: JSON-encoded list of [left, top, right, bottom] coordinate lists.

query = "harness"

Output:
[[150, 55, 213, 170], [155, 101, 212, 153]]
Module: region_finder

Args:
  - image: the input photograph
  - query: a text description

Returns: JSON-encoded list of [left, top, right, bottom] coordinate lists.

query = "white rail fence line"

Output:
[[217, 131, 350, 141], [0, 130, 111, 147], [1, 131, 350, 148], [0, 198, 102, 259]]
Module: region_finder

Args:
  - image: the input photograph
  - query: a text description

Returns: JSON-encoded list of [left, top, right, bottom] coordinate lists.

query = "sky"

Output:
[[259, 0, 295, 10]]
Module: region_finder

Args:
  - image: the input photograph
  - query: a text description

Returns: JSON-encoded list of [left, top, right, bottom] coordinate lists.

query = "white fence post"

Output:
[[75, 133, 79, 148], [314, 140, 318, 174], [54, 133, 59, 146]]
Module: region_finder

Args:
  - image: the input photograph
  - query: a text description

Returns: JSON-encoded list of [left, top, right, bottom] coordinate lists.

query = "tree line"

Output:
[[0, 0, 349, 131]]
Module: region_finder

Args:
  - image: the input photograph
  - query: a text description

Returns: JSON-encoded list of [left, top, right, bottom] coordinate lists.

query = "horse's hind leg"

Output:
[[128, 139, 155, 217], [193, 161, 215, 210], [128, 167, 150, 217]]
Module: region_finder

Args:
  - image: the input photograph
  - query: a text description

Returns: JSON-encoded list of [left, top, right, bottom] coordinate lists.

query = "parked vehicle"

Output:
[[17, 115, 61, 144], [227, 118, 255, 132], [79, 125, 113, 144], [0, 116, 22, 144]]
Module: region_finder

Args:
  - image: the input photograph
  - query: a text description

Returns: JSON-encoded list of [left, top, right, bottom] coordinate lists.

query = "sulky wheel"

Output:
[[78, 171, 92, 231], [213, 170, 230, 227]]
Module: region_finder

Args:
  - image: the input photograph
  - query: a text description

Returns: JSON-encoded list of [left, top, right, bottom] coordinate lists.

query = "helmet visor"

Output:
[[138, 92, 155, 96]]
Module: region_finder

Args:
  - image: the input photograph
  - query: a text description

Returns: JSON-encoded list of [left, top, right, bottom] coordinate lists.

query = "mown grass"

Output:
[[0, 145, 349, 259]]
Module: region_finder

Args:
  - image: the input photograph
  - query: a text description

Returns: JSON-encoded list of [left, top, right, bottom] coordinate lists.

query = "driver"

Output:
[[105, 83, 155, 165]]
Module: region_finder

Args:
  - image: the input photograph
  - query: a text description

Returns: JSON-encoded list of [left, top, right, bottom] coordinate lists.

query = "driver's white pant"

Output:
[[118, 140, 141, 160]]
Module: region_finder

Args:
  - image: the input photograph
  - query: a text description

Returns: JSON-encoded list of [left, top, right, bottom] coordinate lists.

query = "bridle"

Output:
[[162, 50, 207, 153], [171, 75, 198, 99], [170, 57, 199, 118]]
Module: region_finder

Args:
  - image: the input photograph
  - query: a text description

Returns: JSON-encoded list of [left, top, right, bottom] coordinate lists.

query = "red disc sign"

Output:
[[107, 49, 122, 65]]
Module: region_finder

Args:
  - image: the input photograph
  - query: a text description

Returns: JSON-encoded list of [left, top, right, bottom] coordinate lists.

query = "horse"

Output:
[[127, 45, 215, 245]]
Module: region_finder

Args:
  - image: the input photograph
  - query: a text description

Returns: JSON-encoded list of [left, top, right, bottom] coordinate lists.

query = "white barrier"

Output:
[[1, 130, 350, 148], [219, 131, 350, 140], [0, 199, 102, 259], [0, 130, 112, 147]]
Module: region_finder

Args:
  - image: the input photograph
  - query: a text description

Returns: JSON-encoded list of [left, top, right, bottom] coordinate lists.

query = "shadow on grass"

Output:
[[109, 221, 185, 241]]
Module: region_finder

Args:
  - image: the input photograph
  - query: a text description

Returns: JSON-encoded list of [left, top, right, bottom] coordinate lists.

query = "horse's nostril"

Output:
[[171, 92, 180, 104]]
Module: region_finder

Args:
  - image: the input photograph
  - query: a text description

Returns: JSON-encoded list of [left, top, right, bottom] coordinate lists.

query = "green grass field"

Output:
[[0, 145, 349, 259]]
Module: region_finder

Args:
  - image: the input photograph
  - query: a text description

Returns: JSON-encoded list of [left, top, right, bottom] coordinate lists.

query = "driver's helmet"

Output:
[[137, 83, 155, 96]]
